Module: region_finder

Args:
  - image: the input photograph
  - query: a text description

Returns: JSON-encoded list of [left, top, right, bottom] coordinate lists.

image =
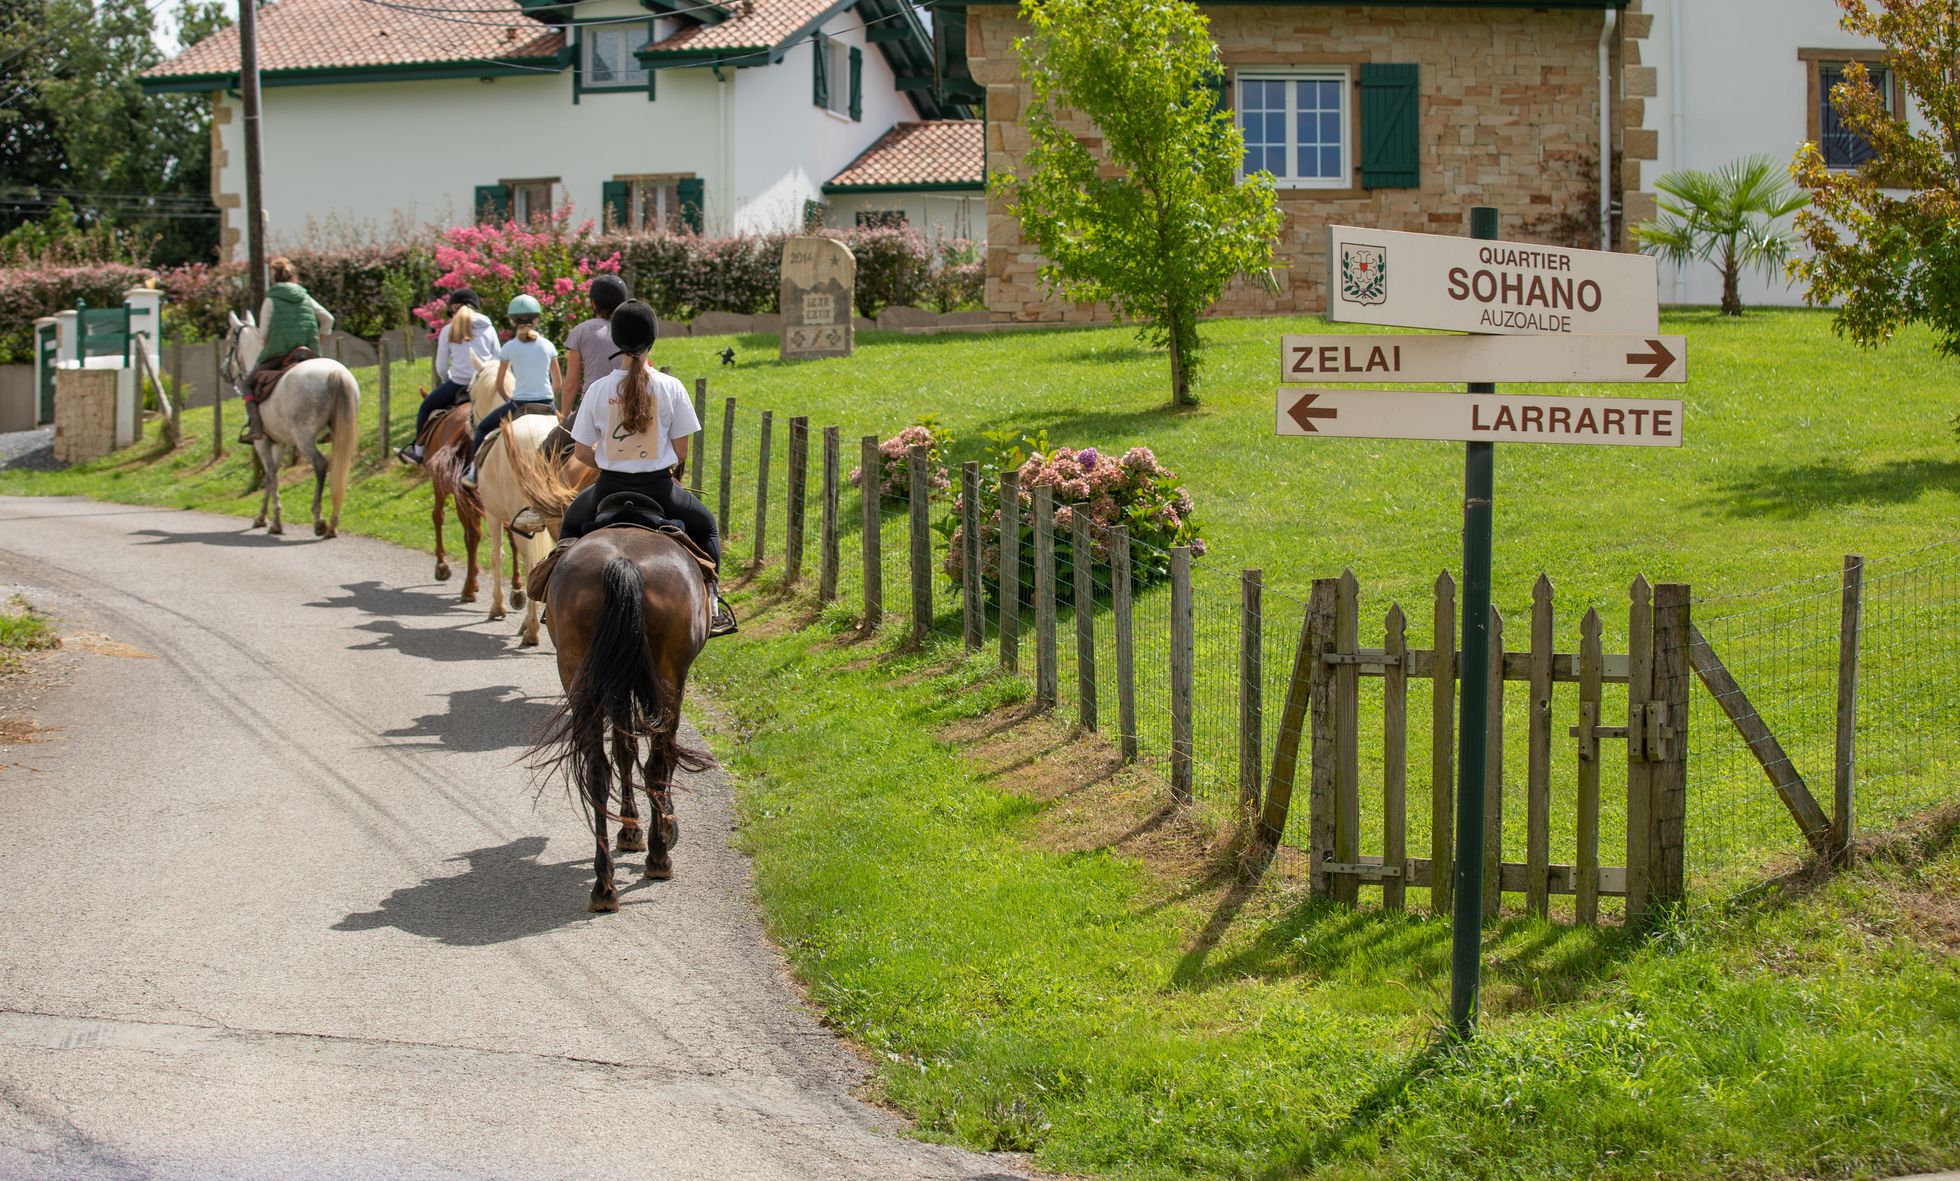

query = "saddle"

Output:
[[524, 492, 718, 603], [478, 401, 557, 456], [248, 346, 316, 403]]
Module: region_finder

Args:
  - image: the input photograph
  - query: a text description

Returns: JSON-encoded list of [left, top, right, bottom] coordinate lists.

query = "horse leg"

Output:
[[614, 731, 645, 853], [585, 737, 619, 913], [486, 524, 506, 621], [433, 491, 451, 582], [303, 441, 329, 537], [252, 439, 273, 529], [460, 506, 481, 603], [643, 747, 676, 881], [509, 529, 527, 610], [265, 443, 285, 535]]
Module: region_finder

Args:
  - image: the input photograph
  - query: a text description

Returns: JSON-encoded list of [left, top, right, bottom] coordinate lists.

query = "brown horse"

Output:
[[421, 401, 483, 600], [528, 527, 711, 911]]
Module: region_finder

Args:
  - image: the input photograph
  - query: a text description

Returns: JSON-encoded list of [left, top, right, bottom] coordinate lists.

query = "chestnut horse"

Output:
[[528, 528, 710, 911], [421, 402, 483, 600]]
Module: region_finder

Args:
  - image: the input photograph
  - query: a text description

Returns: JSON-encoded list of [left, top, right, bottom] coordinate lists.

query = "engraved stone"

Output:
[[779, 236, 855, 361]]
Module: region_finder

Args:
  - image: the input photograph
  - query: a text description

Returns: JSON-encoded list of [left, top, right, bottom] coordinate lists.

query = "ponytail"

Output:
[[447, 305, 475, 344], [618, 354, 654, 436], [513, 315, 538, 343]]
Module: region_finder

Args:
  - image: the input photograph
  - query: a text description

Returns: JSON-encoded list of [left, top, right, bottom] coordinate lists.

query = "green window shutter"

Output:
[[601, 181, 629, 230], [848, 46, 863, 121], [474, 184, 510, 224], [676, 176, 705, 234], [1359, 63, 1420, 190], [812, 34, 828, 108]]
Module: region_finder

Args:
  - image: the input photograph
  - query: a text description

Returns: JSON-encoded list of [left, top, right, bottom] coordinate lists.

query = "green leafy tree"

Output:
[[1791, 0, 1960, 357], [1631, 156, 1807, 317], [993, 0, 1280, 406]]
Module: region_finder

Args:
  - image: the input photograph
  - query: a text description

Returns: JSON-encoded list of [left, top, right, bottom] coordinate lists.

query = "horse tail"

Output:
[[328, 366, 360, 520], [428, 429, 481, 517]]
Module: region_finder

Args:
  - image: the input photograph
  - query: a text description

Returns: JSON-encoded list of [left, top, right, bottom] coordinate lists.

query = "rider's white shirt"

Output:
[[570, 366, 699, 472], [434, 312, 500, 385]]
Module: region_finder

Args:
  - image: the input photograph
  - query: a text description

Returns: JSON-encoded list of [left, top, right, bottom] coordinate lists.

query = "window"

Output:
[[1802, 50, 1904, 171], [1237, 71, 1349, 188], [813, 33, 851, 116], [855, 209, 907, 229], [584, 24, 651, 91], [506, 179, 557, 225]]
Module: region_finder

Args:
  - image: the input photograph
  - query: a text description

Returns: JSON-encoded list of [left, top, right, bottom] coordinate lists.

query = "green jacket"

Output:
[[257, 282, 320, 363]]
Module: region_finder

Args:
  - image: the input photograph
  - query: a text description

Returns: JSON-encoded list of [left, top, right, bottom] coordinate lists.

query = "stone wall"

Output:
[[1620, 0, 1660, 246], [972, 4, 1620, 322], [53, 369, 121, 464]]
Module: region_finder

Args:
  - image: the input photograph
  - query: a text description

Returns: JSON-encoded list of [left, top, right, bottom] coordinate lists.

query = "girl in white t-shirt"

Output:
[[559, 300, 733, 633]]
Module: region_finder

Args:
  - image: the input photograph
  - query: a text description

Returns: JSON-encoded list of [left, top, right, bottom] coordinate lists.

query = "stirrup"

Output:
[[708, 591, 739, 638], [510, 507, 545, 537]]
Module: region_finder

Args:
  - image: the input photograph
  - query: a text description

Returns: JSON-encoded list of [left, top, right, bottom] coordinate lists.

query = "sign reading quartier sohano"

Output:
[[1326, 225, 1661, 337]]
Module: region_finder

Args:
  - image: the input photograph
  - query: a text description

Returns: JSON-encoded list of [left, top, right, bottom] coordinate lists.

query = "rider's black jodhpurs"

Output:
[[561, 469, 720, 570], [415, 380, 469, 438]]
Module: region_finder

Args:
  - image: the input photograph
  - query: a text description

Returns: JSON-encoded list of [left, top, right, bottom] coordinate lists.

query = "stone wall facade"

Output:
[[1619, 0, 1660, 245], [973, 4, 1623, 323], [53, 369, 121, 465]]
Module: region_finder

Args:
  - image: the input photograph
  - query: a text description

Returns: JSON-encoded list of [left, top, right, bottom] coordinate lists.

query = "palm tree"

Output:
[[1633, 156, 1809, 316]]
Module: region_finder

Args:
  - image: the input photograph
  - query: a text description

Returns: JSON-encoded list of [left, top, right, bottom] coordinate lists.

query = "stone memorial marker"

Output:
[[779, 236, 855, 361]]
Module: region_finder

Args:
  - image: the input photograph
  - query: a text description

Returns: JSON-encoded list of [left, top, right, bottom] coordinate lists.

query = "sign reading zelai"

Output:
[[1326, 225, 1660, 337]]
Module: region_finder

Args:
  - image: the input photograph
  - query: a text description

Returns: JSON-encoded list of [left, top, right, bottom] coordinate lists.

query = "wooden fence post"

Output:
[[1259, 596, 1315, 847], [1652, 583, 1691, 909], [1240, 570, 1263, 818], [1625, 575, 1654, 921], [691, 378, 706, 494], [861, 435, 882, 629], [169, 335, 184, 416], [1383, 602, 1409, 913], [1112, 524, 1136, 761], [1169, 546, 1195, 803], [1074, 514, 1098, 730], [785, 416, 808, 585], [998, 471, 1021, 672], [1307, 578, 1338, 893], [1483, 605, 1505, 921], [1575, 607, 1603, 925], [1033, 486, 1057, 708], [376, 336, 392, 463], [1431, 571, 1456, 917], [752, 411, 773, 570], [1331, 569, 1360, 904], [718, 397, 735, 533], [819, 426, 840, 603], [962, 462, 983, 650], [211, 338, 224, 457], [908, 443, 930, 644], [1526, 574, 1554, 919], [1834, 554, 1865, 866]]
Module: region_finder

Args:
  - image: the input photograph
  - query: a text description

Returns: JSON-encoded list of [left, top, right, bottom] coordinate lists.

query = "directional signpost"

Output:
[[1285, 210, 1685, 1040]]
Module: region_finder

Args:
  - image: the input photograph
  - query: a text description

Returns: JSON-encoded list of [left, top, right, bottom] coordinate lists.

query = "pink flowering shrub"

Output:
[[945, 430, 1206, 598], [412, 205, 621, 345], [848, 421, 953, 501]]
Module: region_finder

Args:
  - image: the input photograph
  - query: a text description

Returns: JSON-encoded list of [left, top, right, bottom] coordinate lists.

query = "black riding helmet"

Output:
[[609, 300, 658, 355], [588, 274, 629, 315], [447, 287, 482, 311]]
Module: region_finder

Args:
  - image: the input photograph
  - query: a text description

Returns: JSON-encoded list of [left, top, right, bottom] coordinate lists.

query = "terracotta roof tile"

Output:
[[642, 0, 837, 55], [145, 0, 564, 80], [825, 120, 984, 190]]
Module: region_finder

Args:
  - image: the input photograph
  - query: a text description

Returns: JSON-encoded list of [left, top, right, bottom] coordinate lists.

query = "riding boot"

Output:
[[239, 399, 265, 444], [708, 582, 739, 638]]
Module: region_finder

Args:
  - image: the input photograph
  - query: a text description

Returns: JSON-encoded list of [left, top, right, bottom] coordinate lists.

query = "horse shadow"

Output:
[[308, 579, 469, 619], [332, 836, 598, 945], [131, 527, 307, 548], [379, 684, 557, 752], [346, 617, 532, 663]]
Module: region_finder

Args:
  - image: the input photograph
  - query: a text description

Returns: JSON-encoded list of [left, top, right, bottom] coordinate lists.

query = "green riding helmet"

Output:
[[506, 293, 543, 318]]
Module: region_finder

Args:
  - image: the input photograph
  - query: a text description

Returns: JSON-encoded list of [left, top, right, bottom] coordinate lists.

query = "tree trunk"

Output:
[[1167, 319, 1191, 406], [1721, 243, 1743, 317]]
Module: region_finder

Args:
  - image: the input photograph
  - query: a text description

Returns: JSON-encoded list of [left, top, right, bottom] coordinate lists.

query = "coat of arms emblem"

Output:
[[1340, 243, 1388, 306]]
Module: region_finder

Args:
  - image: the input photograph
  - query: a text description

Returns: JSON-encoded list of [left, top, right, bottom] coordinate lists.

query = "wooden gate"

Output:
[[1258, 570, 1690, 925]]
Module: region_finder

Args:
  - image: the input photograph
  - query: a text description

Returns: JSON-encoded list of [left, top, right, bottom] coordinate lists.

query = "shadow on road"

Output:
[[308, 579, 472, 619], [131, 527, 311, 548], [333, 837, 597, 944], [380, 685, 557, 752], [347, 617, 533, 663]]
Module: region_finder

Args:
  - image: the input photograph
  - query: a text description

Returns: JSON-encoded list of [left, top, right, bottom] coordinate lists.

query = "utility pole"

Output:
[[238, 0, 267, 310]]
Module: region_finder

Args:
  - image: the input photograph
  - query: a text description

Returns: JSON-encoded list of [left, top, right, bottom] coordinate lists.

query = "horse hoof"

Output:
[[587, 893, 620, 913], [616, 830, 647, 854], [460, 590, 476, 604], [512, 589, 527, 609], [488, 608, 505, 621], [519, 632, 539, 648], [435, 564, 451, 582], [643, 855, 673, 881], [268, 523, 283, 536], [314, 521, 327, 538], [323, 526, 338, 540], [252, 517, 266, 529]]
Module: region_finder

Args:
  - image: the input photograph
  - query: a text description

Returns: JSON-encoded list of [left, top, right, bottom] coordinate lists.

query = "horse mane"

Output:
[[467, 357, 511, 418], [504, 425, 587, 522]]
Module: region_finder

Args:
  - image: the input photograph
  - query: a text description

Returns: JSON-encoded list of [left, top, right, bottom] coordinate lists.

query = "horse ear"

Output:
[[469, 352, 485, 373], [227, 311, 240, 330]]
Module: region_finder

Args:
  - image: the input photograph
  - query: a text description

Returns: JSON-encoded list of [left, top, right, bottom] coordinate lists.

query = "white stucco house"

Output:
[[820, 119, 983, 240], [1623, 0, 1903, 307], [140, 0, 974, 253]]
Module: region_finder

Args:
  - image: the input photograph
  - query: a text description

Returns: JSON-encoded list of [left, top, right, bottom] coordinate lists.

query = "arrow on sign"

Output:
[[1286, 392, 1339, 433], [1626, 338, 1678, 379]]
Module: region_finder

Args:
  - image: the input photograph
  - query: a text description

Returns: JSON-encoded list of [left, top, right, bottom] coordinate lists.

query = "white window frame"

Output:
[[583, 22, 651, 91], [509, 179, 557, 224], [1235, 69, 1351, 190], [619, 175, 682, 233], [818, 33, 851, 117]]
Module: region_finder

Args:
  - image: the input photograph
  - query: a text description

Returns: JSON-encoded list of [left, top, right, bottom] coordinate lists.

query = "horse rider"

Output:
[[241, 256, 335, 443], [555, 299, 736, 636], [460, 294, 560, 488], [562, 274, 629, 418], [398, 287, 499, 465]]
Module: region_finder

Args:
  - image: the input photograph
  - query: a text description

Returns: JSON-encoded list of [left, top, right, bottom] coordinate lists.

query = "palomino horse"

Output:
[[420, 400, 484, 601], [460, 355, 555, 645], [529, 527, 710, 910], [221, 312, 361, 537]]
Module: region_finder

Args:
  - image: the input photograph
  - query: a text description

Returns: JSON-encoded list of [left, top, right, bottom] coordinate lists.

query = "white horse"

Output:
[[221, 312, 361, 538], [459, 354, 556, 646]]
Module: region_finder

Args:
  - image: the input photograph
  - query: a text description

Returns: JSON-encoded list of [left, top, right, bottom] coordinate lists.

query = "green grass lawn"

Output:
[[7, 310, 1958, 1178]]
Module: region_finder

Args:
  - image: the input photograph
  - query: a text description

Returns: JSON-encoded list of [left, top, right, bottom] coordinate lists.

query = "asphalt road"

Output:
[[0, 496, 1023, 1181]]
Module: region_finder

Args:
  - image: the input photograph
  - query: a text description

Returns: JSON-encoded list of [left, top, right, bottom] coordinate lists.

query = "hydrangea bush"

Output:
[[946, 431, 1206, 597], [848, 422, 954, 501], [412, 206, 622, 345]]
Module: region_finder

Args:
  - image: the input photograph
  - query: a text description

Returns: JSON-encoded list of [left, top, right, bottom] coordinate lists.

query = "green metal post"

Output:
[[1450, 206, 1501, 1039]]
